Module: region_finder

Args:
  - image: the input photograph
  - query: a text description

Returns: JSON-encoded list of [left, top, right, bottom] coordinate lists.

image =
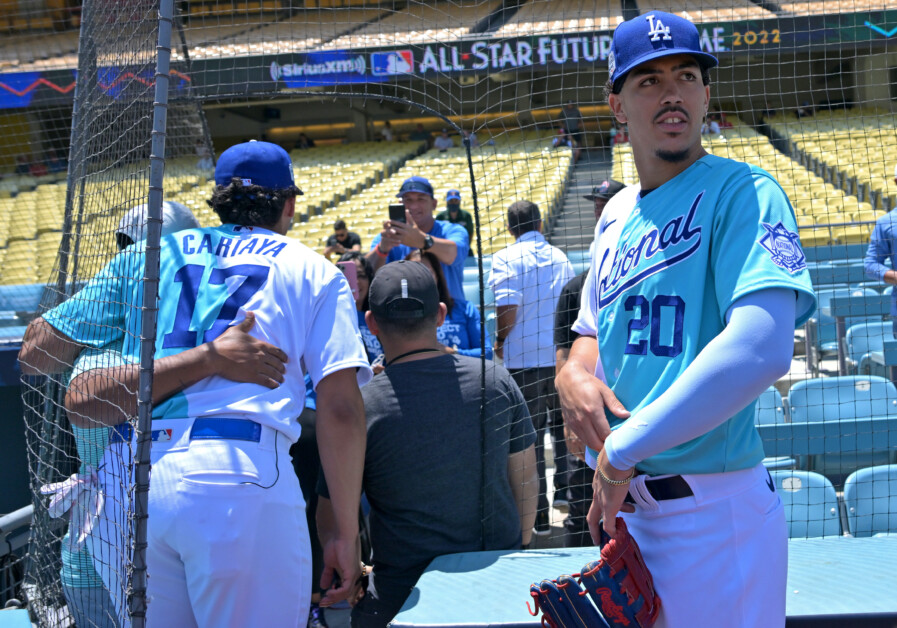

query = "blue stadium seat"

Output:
[[770, 470, 841, 538], [462, 283, 494, 307], [0, 283, 45, 313], [787, 376, 897, 482], [463, 266, 483, 284], [851, 281, 886, 294], [788, 376, 897, 423], [571, 260, 590, 276], [755, 387, 795, 470], [464, 255, 491, 271], [806, 287, 878, 366], [846, 321, 892, 375], [808, 262, 868, 288], [564, 249, 591, 268], [756, 386, 788, 425], [843, 465, 897, 537]]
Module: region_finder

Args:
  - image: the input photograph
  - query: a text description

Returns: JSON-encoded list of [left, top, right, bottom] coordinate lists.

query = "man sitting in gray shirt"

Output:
[[317, 260, 538, 628]]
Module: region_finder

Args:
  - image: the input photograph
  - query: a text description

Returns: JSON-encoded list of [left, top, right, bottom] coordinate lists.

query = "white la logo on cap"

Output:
[[646, 14, 672, 42]]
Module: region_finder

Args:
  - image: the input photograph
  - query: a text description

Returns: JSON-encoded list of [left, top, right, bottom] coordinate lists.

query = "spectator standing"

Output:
[[583, 180, 625, 220], [338, 251, 383, 364], [47, 150, 68, 173], [288, 375, 328, 628], [435, 189, 474, 245], [324, 219, 362, 260], [561, 100, 585, 147], [367, 175, 469, 302], [20, 141, 372, 626], [462, 130, 479, 148], [195, 139, 213, 170], [552, 129, 582, 162], [295, 133, 316, 150], [317, 260, 537, 628], [406, 249, 492, 359], [865, 207, 897, 336], [701, 118, 721, 135], [380, 121, 394, 142], [554, 179, 625, 547], [434, 129, 454, 152], [489, 200, 574, 535], [408, 123, 434, 148]]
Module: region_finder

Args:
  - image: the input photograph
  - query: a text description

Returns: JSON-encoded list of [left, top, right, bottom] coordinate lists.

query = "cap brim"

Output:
[[614, 49, 718, 88]]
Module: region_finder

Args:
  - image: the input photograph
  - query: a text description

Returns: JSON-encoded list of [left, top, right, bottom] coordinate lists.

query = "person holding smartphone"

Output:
[[367, 176, 469, 302]]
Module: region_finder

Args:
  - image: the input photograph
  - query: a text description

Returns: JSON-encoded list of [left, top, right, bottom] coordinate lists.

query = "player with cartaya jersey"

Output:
[[555, 12, 816, 627], [20, 141, 372, 627]]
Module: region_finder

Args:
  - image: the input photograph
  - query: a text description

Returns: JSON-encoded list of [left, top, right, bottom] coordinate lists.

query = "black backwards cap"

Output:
[[369, 260, 440, 321]]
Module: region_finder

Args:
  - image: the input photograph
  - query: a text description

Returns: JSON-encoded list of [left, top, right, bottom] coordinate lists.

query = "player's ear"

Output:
[[364, 310, 379, 335], [608, 93, 627, 124]]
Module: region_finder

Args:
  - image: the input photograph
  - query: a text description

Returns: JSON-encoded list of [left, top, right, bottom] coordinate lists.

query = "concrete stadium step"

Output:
[[548, 148, 614, 253]]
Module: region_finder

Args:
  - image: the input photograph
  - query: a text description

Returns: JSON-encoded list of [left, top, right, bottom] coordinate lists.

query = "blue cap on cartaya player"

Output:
[[215, 140, 303, 193], [446, 189, 461, 202], [396, 176, 435, 198], [608, 11, 718, 89]]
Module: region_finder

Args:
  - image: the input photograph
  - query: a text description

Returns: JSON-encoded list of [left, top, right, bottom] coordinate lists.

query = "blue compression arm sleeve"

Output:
[[604, 288, 796, 471]]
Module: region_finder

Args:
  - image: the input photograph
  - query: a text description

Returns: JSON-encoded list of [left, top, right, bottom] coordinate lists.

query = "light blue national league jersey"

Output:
[[572, 155, 816, 476], [44, 224, 372, 443]]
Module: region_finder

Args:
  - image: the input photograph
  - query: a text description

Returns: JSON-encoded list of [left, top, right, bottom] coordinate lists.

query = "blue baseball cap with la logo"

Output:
[[608, 11, 718, 90], [215, 140, 302, 193]]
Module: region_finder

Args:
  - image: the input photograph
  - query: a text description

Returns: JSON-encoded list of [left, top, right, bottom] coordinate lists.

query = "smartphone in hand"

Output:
[[388, 203, 406, 224], [336, 260, 359, 299]]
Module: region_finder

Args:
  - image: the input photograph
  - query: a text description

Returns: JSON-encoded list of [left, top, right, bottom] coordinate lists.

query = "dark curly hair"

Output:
[[207, 177, 300, 228]]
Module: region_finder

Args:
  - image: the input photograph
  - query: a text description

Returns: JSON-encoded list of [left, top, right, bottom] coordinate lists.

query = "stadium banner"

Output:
[[0, 70, 76, 109], [1, 10, 895, 108]]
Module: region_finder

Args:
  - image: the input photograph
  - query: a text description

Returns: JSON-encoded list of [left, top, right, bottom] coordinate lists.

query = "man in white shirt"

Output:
[[489, 200, 574, 535]]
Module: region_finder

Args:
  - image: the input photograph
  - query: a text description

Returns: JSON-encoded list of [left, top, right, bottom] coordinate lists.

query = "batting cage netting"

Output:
[[2, 0, 897, 625]]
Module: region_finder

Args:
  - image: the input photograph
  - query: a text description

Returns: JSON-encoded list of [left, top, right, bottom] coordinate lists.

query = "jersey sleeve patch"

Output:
[[758, 222, 807, 274]]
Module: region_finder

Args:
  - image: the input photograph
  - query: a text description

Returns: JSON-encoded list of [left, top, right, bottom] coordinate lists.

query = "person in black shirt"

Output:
[[295, 133, 316, 150], [553, 178, 624, 547], [323, 219, 362, 260]]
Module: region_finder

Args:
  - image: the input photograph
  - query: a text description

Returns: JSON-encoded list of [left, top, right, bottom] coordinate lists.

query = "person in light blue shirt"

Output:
[[368, 176, 469, 302], [21, 141, 372, 627], [864, 209, 897, 333]]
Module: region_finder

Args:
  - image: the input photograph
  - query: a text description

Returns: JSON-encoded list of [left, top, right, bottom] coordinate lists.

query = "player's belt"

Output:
[[108, 418, 262, 444], [624, 474, 693, 503], [109, 423, 175, 444], [189, 418, 262, 442]]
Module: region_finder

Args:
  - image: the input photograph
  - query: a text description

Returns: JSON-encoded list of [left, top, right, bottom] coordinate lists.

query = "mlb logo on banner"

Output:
[[371, 50, 414, 76]]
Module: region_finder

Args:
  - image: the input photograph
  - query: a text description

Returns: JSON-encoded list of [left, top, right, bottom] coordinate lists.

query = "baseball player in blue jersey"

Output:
[[555, 12, 816, 627], [20, 141, 372, 627]]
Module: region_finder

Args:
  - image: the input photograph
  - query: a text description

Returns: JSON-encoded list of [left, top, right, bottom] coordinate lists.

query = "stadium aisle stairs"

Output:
[[546, 148, 613, 253]]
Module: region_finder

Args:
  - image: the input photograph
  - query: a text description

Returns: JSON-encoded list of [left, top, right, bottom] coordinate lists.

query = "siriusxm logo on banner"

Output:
[[269, 52, 367, 86]]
